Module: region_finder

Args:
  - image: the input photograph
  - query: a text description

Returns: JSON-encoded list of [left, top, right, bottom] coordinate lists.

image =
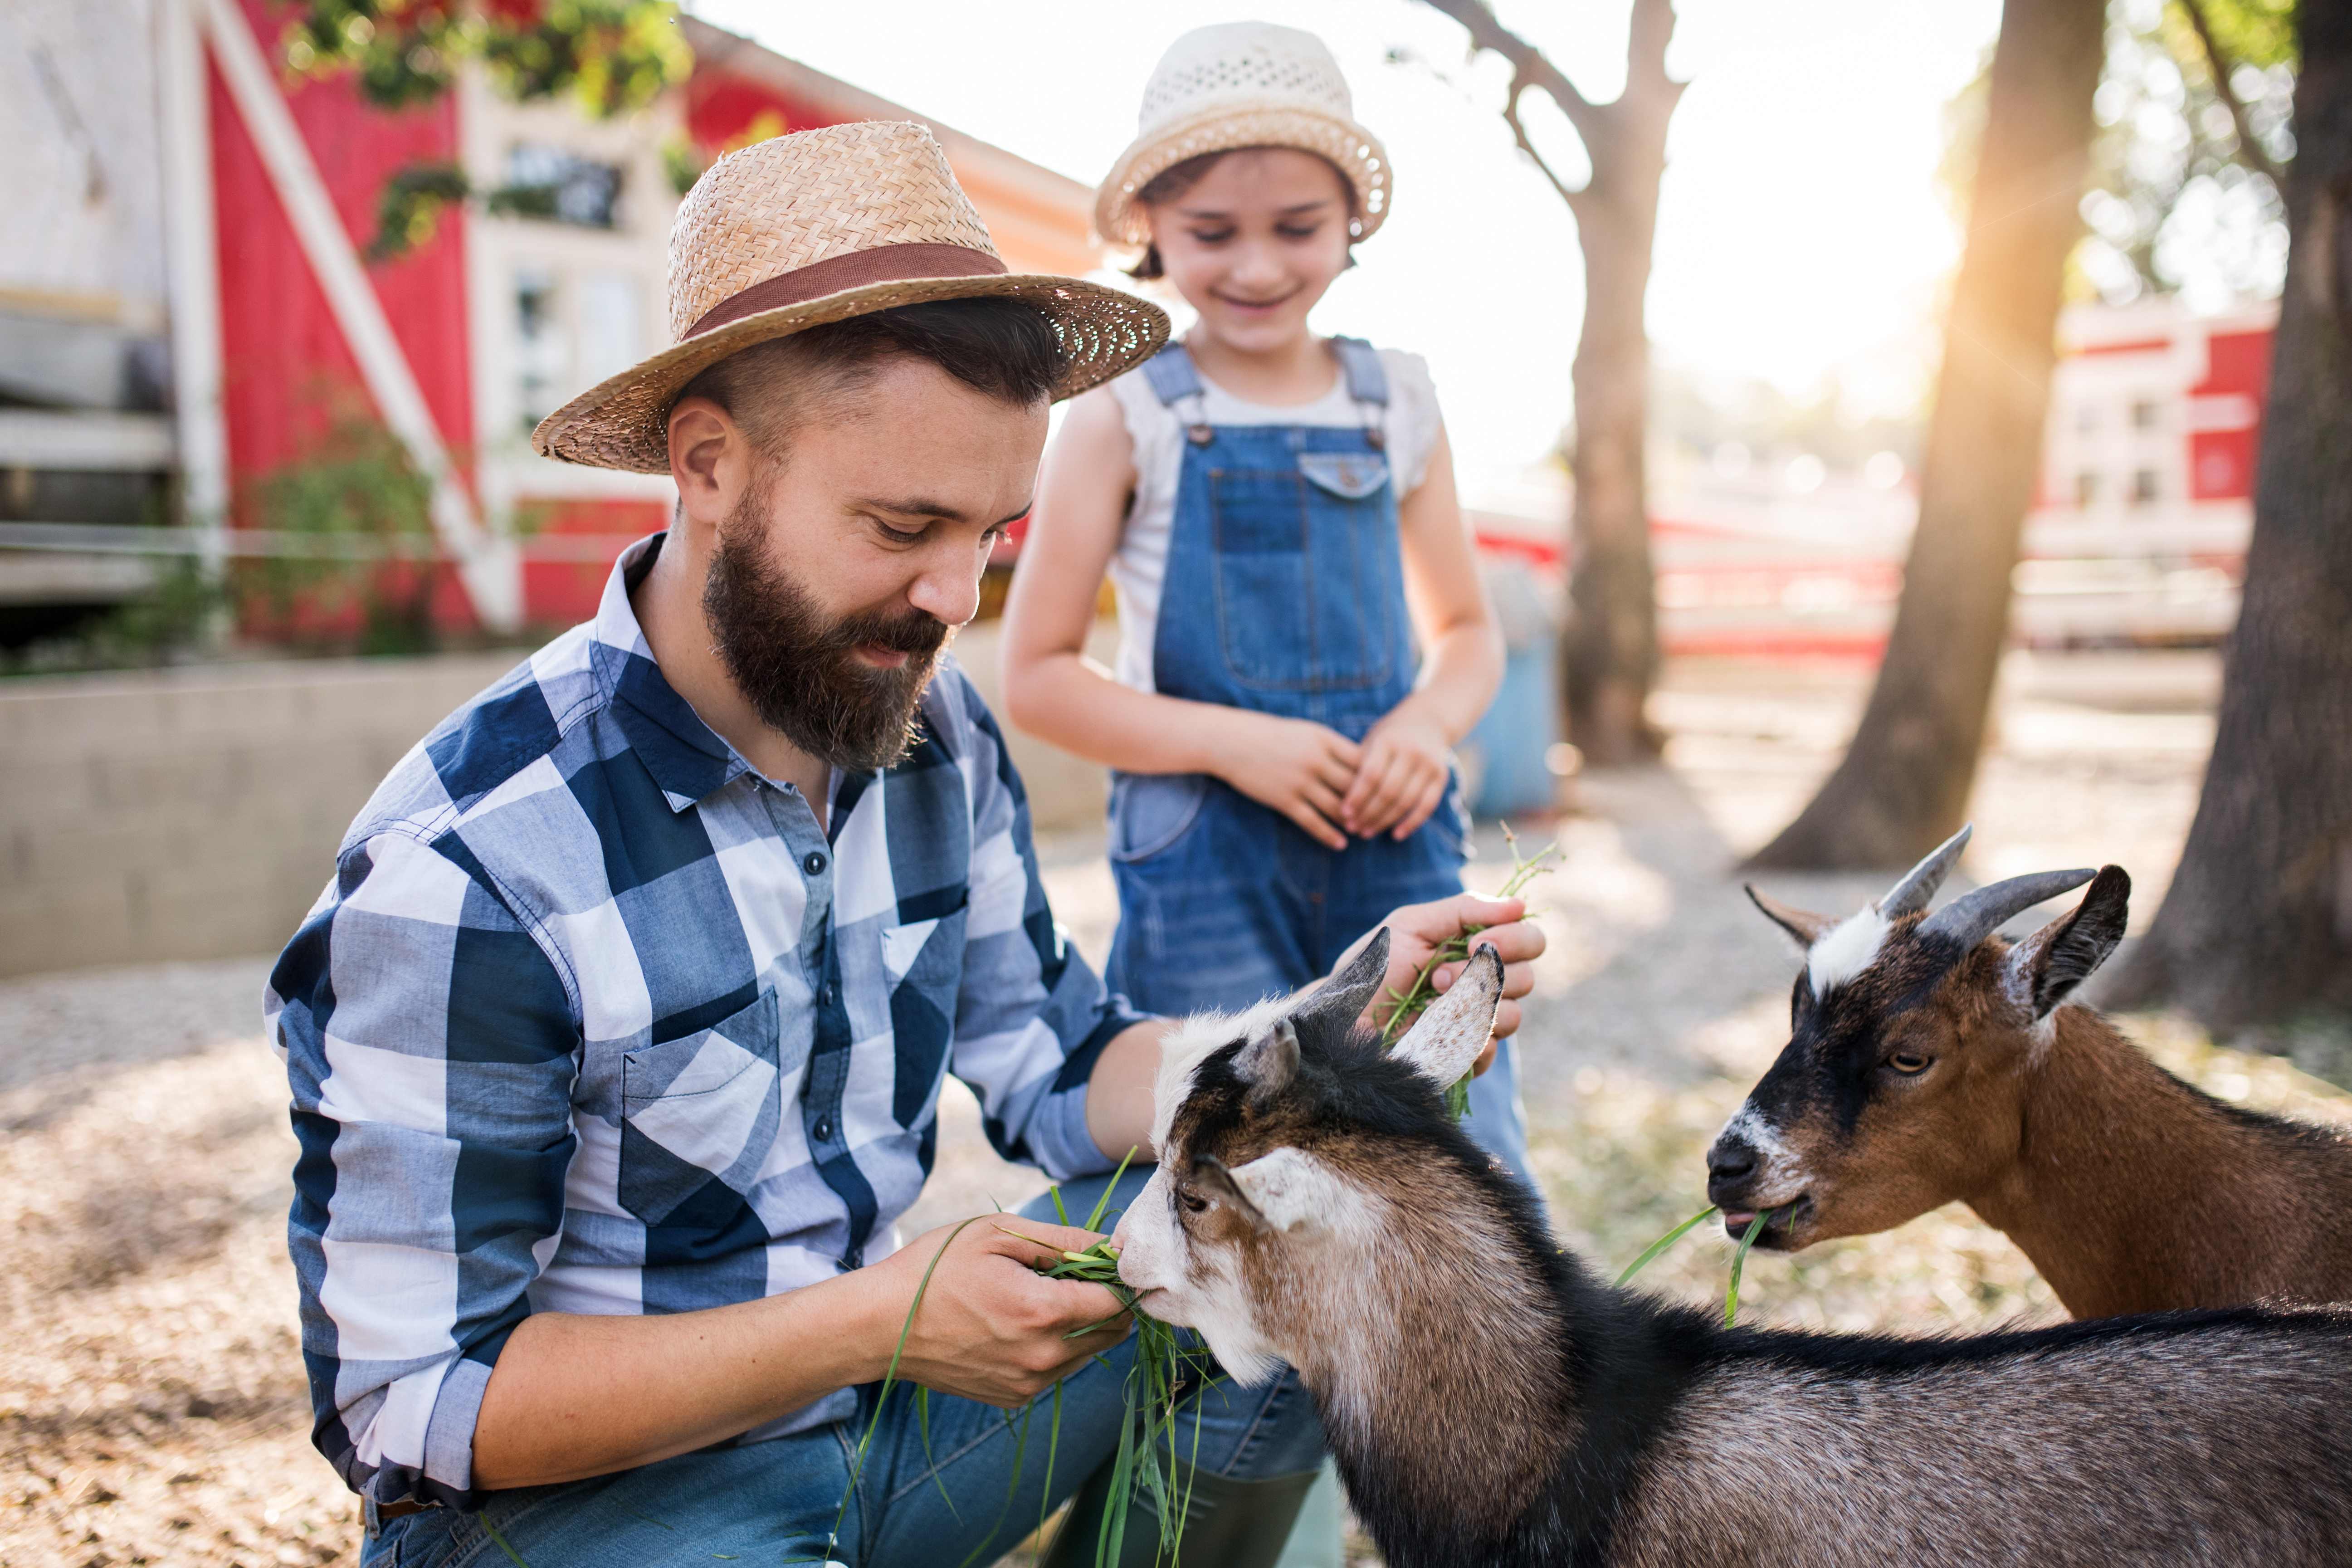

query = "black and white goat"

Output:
[[1113, 933, 2352, 1568]]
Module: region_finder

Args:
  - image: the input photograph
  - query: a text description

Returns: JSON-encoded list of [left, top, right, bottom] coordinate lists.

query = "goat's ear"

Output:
[[1294, 927, 1392, 1032], [1392, 945, 1503, 1091], [1198, 1148, 1348, 1234], [1232, 1019, 1301, 1108], [1746, 884, 1835, 949], [2007, 865, 2131, 1018]]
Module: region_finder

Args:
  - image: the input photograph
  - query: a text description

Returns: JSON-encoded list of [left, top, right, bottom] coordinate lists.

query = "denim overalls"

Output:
[[1104, 337, 1531, 1185]]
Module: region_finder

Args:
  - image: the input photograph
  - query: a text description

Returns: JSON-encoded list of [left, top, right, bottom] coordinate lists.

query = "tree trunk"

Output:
[[1563, 88, 1671, 767], [1415, 0, 1683, 767], [2105, 0, 2352, 1031], [1746, 0, 2107, 869]]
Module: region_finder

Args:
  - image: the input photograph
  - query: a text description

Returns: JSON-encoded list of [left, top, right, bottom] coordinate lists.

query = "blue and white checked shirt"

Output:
[[267, 534, 1142, 1512]]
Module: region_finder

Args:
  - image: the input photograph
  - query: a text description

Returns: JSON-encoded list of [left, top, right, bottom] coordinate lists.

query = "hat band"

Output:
[[683, 244, 1010, 341]]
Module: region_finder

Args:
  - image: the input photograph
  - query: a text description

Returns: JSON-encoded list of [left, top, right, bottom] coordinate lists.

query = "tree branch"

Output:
[[1418, 0, 1605, 143], [1503, 71, 1595, 213], [1625, 0, 1686, 106], [2178, 0, 2284, 187]]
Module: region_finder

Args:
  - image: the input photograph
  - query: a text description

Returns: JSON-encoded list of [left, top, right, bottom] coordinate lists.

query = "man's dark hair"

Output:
[[675, 296, 1066, 459]]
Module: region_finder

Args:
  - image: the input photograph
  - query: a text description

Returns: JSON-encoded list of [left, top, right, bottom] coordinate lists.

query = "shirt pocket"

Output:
[[1208, 457, 1396, 694], [880, 894, 967, 1129], [618, 989, 786, 1228]]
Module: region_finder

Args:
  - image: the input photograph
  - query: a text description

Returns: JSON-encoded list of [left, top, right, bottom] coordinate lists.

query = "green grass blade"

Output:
[[1725, 1208, 1776, 1327], [916, 1385, 958, 1520], [1050, 1183, 1071, 1225], [1615, 1205, 1721, 1287], [825, 1215, 983, 1553], [476, 1514, 532, 1568], [1081, 1147, 1138, 1234]]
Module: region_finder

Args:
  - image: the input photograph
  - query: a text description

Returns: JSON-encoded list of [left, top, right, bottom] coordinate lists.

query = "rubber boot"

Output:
[[1039, 1461, 1319, 1568]]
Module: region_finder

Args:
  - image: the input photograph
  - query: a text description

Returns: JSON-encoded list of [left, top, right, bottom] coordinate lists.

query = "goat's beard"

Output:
[[699, 494, 952, 774]]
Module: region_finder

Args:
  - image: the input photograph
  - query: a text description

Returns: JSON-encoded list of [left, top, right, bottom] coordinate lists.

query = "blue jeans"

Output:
[[363, 1167, 1325, 1568]]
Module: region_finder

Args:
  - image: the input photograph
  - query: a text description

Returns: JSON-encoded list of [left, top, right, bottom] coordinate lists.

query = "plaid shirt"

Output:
[[266, 534, 1140, 1513]]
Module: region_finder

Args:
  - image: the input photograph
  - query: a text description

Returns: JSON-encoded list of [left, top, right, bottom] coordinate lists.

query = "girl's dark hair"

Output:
[[678, 295, 1064, 457], [1125, 149, 1360, 282]]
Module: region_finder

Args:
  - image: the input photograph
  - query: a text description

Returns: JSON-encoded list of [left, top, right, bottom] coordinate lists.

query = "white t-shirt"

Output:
[[1103, 344, 1443, 694]]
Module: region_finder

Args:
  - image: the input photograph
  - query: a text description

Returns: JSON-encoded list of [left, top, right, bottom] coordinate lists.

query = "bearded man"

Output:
[[268, 123, 1543, 1568]]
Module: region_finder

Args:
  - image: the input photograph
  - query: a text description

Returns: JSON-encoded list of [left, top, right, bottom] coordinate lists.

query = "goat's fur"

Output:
[[1719, 861, 2352, 1316], [1115, 946, 2352, 1568]]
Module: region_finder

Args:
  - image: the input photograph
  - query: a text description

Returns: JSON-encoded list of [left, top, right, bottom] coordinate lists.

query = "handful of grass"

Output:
[[1011, 1147, 1221, 1568], [821, 1148, 1215, 1568], [1378, 823, 1561, 1118]]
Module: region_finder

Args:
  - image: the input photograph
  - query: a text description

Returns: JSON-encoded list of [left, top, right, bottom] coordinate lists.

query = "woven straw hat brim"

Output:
[[532, 273, 1168, 474], [1095, 102, 1391, 248]]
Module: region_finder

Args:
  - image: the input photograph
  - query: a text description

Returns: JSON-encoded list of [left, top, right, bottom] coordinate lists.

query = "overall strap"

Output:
[[1329, 336, 1389, 449], [1139, 340, 1205, 405], [1139, 341, 1215, 445], [1329, 337, 1390, 406]]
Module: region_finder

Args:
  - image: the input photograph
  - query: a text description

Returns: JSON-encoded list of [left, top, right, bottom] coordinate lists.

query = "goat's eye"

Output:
[[1176, 1187, 1210, 1215], [1886, 1050, 1933, 1075]]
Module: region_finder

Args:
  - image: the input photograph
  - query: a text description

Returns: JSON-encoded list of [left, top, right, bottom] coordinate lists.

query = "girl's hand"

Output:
[[1214, 712, 1361, 850], [1342, 703, 1454, 840]]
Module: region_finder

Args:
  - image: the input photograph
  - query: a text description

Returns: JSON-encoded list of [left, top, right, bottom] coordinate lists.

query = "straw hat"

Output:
[[533, 121, 1170, 473], [1095, 23, 1391, 250]]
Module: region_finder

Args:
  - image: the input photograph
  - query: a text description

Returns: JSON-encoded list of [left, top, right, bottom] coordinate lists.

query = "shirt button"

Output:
[[803, 850, 828, 876], [813, 1117, 834, 1142]]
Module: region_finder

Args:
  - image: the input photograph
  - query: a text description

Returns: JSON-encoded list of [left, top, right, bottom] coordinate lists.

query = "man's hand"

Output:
[[868, 1216, 1132, 1409], [1343, 893, 1545, 1068], [1213, 711, 1361, 851]]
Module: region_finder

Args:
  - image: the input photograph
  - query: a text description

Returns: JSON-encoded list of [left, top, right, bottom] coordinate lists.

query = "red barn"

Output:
[[1, 3, 1100, 642]]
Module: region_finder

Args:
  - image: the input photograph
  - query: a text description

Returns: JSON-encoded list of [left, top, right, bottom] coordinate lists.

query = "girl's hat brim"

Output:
[[1094, 103, 1392, 249], [531, 272, 1166, 474]]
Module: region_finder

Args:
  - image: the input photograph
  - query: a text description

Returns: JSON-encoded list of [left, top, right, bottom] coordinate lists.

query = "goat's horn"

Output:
[[1876, 824, 1973, 918], [1916, 868, 2097, 953]]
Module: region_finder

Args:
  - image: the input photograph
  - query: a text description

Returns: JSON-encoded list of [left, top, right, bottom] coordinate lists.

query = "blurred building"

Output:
[[0, 1, 1099, 643], [1464, 295, 2276, 660]]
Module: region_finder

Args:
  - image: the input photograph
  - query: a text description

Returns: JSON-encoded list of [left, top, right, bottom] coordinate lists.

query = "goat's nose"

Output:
[[1706, 1140, 1757, 1186]]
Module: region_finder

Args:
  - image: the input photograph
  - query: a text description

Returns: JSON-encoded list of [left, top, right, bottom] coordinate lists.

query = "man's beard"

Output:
[[700, 501, 952, 774]]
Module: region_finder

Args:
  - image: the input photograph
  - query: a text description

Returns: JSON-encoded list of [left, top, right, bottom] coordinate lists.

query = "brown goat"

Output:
[[1115, 934, 2352, 1568], [1712, 825, 2352, 1317]]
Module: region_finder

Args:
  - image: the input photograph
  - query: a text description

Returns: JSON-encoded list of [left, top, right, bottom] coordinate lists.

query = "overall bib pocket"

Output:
[[618, 989, 788, 1227], [1209, 454, 1395, 694]]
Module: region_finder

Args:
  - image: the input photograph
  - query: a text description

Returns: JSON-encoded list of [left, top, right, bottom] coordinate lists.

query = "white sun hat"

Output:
[[1094, 22, 1393, 249]]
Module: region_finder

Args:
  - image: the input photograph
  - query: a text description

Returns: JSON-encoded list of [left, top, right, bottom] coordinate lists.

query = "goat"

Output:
[[1113, 931, 2352, 1568], [1712, 825, 2352, 1318]]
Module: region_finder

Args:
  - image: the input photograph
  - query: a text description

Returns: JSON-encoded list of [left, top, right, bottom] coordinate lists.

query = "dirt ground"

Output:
[[10, 649, 2351, 1568]]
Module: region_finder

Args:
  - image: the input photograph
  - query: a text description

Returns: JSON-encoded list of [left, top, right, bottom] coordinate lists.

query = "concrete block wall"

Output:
[[0, 621, 1109, 978]]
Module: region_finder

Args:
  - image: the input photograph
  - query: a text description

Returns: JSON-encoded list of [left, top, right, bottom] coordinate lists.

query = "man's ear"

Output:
[[1391, 946, 1503, 1091], [1746, 885, 1835, 949], [2007, 865, 2131, 1018], [667, 394, 745, 524], [1293, 927, 1391, 1033], [1197, 1148, 1350, 1234]]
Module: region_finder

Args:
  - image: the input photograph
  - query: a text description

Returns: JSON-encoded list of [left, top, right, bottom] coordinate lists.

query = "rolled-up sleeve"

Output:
[[265, 829, 579, 1512], [946, 697, 1148, 1181]]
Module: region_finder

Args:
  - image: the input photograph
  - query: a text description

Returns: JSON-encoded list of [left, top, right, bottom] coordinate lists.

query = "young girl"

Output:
[[1001, 22, 1533, 1189]]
